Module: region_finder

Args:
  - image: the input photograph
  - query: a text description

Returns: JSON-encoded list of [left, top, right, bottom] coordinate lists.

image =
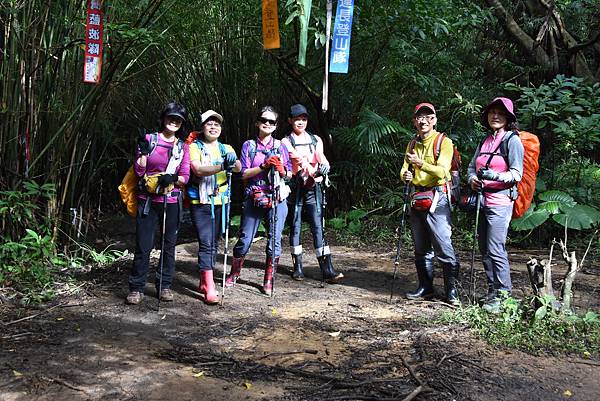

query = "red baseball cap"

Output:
[[414, 102, 436, 115]]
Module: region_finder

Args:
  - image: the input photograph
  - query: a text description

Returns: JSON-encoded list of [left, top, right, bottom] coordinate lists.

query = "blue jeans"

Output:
[[409, 192, 458, 266], [129, 199, 180, 292], [190, 203, 226, 271], [233, 198, 288, 258], [288, 185, 329, 257]]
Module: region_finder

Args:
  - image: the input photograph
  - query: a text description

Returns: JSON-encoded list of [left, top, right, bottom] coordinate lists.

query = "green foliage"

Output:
[[0, 181, 56, 241], [0, 229, 59, 304], [328, 208, 368, 235], [511, 190, 600, 231], [506, 75, 600, 159], [441, 296, 600, 356]]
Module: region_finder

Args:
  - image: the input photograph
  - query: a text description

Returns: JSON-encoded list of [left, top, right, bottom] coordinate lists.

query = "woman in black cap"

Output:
[[281, 104, 343, 284], [467, 97, 524, 313], [126, 102, 190, 305]]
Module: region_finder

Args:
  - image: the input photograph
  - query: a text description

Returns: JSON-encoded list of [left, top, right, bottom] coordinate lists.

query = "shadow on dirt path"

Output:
[[1, 234, 599, 401]]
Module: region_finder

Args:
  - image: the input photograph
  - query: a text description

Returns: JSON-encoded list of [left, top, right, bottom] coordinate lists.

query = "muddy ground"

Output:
[[1, 219, 599, 401]]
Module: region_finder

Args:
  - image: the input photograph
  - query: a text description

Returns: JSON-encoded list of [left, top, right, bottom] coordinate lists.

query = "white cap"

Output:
[[200, 110, 223, 124]]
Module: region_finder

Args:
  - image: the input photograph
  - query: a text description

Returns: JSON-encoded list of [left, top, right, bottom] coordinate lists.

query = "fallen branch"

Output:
[[257, 349, 318, 360], [436, 352, 462, 368], [43, 375, 90, 395], [400, 356, 423, 386], [2, 302, 68, 326]]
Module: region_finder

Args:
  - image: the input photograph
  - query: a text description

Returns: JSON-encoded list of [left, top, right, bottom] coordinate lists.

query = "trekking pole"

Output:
[[158, 193, 167, 312], [469, 190, 482, 303], [319, 176, 329, 287], [220, 171, 233, 306], [269, 166, 278, 298], [390, 178, 411, 303]]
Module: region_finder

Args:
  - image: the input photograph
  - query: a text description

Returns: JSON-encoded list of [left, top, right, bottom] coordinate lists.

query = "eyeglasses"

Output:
[[415, 115, 435, 122], [257, 117, 277, 125], [205, 122, 221, 128]]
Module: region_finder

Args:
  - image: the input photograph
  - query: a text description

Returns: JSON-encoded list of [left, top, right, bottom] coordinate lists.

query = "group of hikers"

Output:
[[125, 97, 525, 314], [125, 103, 343, 307]]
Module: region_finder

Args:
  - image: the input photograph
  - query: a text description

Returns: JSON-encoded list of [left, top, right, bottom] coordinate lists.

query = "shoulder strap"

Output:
[[287, 134, 296, 148], [148, 133, 159, 156], [432, 132, 446, 164], [499, 131, 518, 162], [249, 139, 258, 164], [309, 133, 317, 153], [408, 136, 418, 153]]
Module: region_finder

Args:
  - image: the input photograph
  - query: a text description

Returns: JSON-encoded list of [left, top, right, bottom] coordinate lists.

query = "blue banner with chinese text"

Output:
[[329, 0, 354, 74]]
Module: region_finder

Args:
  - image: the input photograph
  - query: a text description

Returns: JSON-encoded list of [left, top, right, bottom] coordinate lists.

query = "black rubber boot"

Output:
[[406, 258, 434, 300], [291, 254, 304, 281], [443, 263, 460, 306], [318, 254, 344, 283]]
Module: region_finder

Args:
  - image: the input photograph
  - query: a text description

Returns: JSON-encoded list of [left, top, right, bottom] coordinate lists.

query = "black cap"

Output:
[[290, 104, 309, 118]]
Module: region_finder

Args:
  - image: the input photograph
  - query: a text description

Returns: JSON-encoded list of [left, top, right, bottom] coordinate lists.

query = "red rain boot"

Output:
[[225, 256, 245, 287], [199, 269, 219, 304]]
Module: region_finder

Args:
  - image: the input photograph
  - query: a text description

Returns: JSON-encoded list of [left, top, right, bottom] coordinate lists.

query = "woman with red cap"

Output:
[[467, 97, 524, 313]]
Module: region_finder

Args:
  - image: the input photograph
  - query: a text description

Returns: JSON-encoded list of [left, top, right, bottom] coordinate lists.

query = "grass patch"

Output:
[[439, 297, 600, 357]]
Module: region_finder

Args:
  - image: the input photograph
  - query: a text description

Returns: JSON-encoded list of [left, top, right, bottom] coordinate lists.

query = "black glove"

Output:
[[222, 151, 237, 171], [478, 168, 500, 181], [137, 128, 152, 155], [157, 173, 178, 187]]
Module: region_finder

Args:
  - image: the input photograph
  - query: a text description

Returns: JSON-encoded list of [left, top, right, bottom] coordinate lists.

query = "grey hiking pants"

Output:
[[409, 191, 458, 266], [478, 204, 513, 293]]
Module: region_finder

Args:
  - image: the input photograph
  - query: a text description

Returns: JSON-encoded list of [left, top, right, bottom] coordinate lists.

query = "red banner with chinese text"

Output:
[[83, 0, 103, 84]]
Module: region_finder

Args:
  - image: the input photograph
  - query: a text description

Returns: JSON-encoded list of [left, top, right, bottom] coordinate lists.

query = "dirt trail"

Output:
[[1, 235, 599, 401]]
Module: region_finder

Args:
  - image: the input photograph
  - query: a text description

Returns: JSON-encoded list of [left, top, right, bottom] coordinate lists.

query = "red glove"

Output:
[[264, 155, 285, 176]]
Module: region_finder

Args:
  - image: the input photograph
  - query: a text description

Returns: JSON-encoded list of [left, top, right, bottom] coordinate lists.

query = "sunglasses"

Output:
[[257, 117, 277, 125]]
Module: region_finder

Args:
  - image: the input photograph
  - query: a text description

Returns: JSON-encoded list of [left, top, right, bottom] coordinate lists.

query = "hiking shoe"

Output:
[[159, 288, 174, 302], [482, 298, 502, 314], [126, 291, 144, 305]]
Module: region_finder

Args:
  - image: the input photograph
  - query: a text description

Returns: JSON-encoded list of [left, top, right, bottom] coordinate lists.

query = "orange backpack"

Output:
[[512, 131, 540, 219], [480, 130, 540, 219]]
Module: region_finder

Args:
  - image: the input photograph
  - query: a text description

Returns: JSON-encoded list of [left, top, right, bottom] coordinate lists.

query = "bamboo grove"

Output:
[[1, 0, 599, 245]]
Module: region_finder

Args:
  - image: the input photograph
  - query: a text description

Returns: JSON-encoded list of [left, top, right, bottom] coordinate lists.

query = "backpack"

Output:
[[409, 132, 461, 205], [190, 139, 228, 196], [248, 138, 281, 165], [477, 130, 540, 219], [286, 132, 318, 153], [118, 133, 184, 217]]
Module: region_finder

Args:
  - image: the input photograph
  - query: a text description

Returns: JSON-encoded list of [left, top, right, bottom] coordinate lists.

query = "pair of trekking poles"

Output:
[[220, 166, 279, 301], [389, 175, 482, 303]]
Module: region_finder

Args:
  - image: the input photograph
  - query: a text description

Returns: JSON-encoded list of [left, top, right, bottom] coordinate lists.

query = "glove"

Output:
[[262, 155, 285, 176], [478, 168, 500, 181], [222, 151, 237, 171], [137, 129, 152, 155], [318, 164, 330, 176], [157, 173, 178, 187]]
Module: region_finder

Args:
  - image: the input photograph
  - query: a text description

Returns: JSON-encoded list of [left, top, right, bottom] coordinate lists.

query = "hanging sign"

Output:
[[329, 0, 354, 74], [321, 0, 332, 111], [262, 0, 280, 49], [83, 0, 103, 84]]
